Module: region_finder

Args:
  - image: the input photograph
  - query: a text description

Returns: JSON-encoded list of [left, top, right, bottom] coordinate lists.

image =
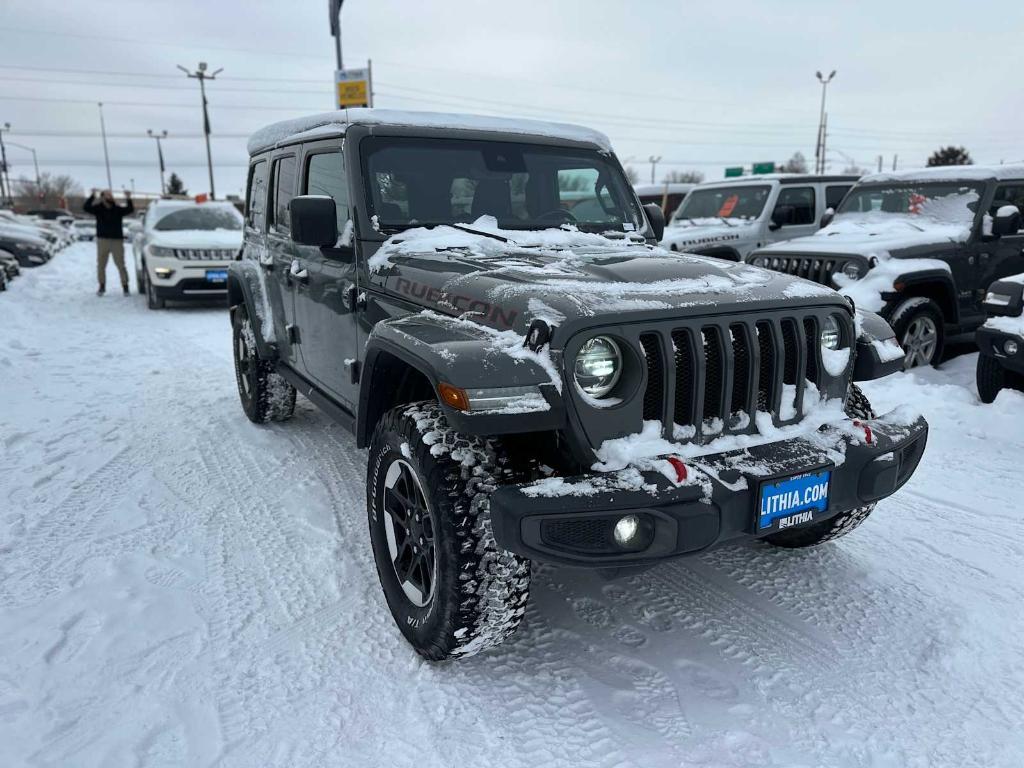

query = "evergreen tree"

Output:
[[166, 173, 187, 195], [927, 146, 972, 167]]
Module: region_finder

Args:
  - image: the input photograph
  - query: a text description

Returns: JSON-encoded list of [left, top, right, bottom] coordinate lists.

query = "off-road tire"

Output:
[[367, 402, 531, 661], [886, 297, 945, 369], [976, 353, 1006, 404], [231, 307, 296, 424], [764, 384, 878, 549]]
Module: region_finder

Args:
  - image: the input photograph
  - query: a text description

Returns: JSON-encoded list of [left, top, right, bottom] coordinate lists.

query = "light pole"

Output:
[[178, 62, 222, 199], [648, 155, 662, 185], [97, 102, 113, 190], [329, 0, 345, 70], [814, 70, 836, 175], [147, 129, 168, 195], [0, 123, 11, 205]]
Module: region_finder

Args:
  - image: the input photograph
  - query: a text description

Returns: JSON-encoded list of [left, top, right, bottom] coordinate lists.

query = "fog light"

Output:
[[613, 515, 640, 547], [154, 267, 174, 279], [1005, 339, 1019, 356]]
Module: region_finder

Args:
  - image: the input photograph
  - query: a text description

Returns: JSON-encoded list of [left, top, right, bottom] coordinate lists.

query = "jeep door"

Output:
[[292, 144, 360, 408], [265, 154, 302, 368], [983, 181, 1024, 286], [766, 185, 819, 244]]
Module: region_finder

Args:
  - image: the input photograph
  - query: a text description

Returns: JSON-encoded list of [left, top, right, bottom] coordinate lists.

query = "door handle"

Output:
[[289, 260, 309, 283]]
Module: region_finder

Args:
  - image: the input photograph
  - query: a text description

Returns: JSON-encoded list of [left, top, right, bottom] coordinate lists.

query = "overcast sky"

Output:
[[2, 0, 1021, 199]]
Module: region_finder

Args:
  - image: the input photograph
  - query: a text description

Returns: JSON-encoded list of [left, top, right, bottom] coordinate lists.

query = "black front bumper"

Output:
[[491, 409, 928, 567], [977, 326, 1024, 374]]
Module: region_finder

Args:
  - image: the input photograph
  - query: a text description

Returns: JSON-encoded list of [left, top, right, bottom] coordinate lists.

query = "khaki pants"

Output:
[[96, 238, 128, 290]]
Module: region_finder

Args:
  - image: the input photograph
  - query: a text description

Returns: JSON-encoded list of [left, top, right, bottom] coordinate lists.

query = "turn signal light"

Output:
[[666, 456, 688, 482], [438, 382, 470, 411], [853, 420, 874, 445]]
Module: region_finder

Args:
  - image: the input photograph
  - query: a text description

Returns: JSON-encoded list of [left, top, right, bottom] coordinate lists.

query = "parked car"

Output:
[[634, 182, 695, 219], [73, 219, 97, 241], [0, 226, 51, 267], [660, 174, 858, 261], [226, 109, 927, 662], [0, 250, 20, 281], [133, 199, 243, 309], [24, 207, 75, 221], [747, 165, 1024, 368], [976, 273, 1024, 402]]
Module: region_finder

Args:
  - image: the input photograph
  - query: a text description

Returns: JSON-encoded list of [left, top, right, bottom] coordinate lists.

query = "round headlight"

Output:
[[821, 314, 842, 351], [842, 261, 863, 281], [574, 336, 622, 398]]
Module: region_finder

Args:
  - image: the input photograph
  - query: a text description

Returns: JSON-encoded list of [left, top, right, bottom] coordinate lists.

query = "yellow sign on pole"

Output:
[[336, 67, 370, 109]]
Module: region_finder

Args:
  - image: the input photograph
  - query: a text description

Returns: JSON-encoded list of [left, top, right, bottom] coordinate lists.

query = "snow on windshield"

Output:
[[835, 184, 980, 239]]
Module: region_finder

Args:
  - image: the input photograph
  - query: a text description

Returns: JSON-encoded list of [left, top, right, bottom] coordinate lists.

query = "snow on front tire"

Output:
[[231, 307, 296, 424], [764, 384, 877, 550], [367, 402, 531, 661]]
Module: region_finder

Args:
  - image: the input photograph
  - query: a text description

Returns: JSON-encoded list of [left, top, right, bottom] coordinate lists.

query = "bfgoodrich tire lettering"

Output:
[[367, 402, 530, 661], [232, 307, 296, 424], [764, 383, 877, 549]]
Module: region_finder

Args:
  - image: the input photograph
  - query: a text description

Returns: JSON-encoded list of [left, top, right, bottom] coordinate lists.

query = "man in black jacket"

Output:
[[83, 188, 134, 296]]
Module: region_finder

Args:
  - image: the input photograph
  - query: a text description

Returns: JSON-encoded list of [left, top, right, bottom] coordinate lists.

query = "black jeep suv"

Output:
[[748, 166, 1024, 368], [228, 109, 928, 661]]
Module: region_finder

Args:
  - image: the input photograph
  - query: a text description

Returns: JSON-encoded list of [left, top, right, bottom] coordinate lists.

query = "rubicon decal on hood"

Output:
[[395, 276, 518, 329]]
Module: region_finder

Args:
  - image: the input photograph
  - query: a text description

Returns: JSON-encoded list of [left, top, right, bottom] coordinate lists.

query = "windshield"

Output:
[[361, 137, 643, 235], [672, 184, 771, 224], [837, 182, 981, 225], [153, 206, 242, 231]]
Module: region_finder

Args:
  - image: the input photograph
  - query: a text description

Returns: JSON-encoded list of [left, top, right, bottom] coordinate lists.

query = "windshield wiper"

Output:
[[449, 223, 513, 244]]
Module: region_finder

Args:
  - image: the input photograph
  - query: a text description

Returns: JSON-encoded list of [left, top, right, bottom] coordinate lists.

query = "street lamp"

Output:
[[814, 70, 836, 175], [177, 62, 222, 199], [0, 123, 11, 205], [329, 0, 345, 69], [98, 103, 113, 190], [6, 141, 40, 190], [147, 129, 169, 195]]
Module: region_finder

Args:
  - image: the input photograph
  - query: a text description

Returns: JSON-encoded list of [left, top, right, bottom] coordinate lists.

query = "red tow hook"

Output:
[[666, 456, 688, 483], [853, 420, 874, 445]]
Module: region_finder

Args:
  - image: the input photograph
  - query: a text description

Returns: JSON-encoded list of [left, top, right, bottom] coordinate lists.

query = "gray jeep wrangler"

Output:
[[228, 109, 928, 661]]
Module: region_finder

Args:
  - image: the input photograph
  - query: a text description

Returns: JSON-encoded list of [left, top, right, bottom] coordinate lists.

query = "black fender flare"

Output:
[[227, 261, 277, 360], [881, 269, 959, 325]]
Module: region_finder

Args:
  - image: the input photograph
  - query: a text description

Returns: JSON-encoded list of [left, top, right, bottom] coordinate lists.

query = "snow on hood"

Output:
[[248, 108, 612, 156], [365, 216, 821, 329], [148, 229, 243, 249], [761, 211, 974, 262]]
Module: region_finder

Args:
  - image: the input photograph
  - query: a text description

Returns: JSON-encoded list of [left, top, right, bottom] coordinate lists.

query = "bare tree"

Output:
[[780, 152, 808, 174], [661, 169, 704, 184], [14, 173, 83, 208]]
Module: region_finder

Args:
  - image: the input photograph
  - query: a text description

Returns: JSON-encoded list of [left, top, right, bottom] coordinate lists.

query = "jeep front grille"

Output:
[[758, 256, 841, 286], [173, 248, 237, 261], [637, 310, 845, 445]]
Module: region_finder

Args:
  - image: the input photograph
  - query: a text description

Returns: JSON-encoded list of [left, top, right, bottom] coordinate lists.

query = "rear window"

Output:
[[153, 207, 242, 231]]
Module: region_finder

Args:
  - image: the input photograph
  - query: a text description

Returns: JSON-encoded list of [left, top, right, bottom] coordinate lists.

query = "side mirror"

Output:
[[820, 208, 835, 229], [769, 204, 794, 231], [643, 202, 665, 242], [290, 195, 338, 246], [992, 205, 1021, 237]]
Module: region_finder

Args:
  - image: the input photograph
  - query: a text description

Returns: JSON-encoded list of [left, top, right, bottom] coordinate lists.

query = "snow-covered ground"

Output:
[[2, 243, 1023, 767]]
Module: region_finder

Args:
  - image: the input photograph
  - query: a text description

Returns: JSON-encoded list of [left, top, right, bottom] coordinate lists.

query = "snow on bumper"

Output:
[[490, 408, 928, 566]]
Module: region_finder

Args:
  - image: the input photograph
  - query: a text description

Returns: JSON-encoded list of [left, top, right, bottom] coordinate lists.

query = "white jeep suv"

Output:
[[134, 200, 243, 309]]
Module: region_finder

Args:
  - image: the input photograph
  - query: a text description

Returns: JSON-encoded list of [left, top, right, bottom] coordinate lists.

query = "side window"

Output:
[[774, 186, 816, 225], [270, 155, 297, 232], [825, 185, 852, 211], [304, 151, 349, 233], [245, 159, 269, 230], [992, 184, 1024, 231]]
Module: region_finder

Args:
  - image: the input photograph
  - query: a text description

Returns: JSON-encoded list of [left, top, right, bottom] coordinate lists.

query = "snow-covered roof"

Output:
[[859, 164, 1024, 184], [634, 183, 696, 195], [247, 108, 612, 156]]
